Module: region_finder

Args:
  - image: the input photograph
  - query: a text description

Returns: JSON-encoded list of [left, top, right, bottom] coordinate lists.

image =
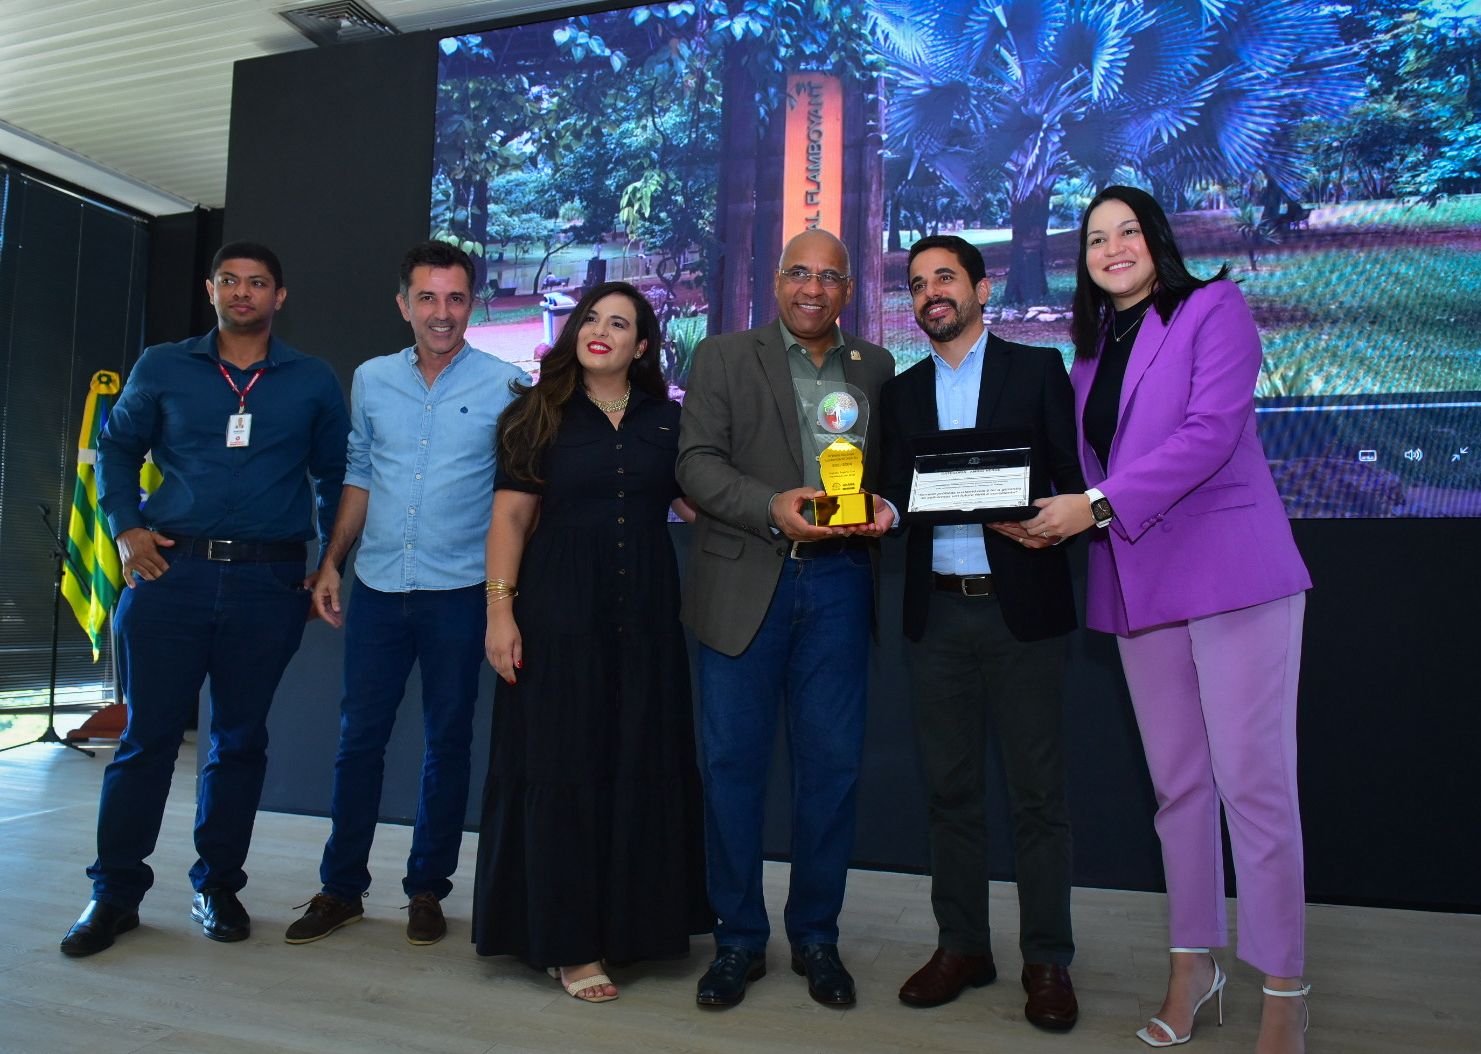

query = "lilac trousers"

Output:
[[1117, 592, 1307, 977]]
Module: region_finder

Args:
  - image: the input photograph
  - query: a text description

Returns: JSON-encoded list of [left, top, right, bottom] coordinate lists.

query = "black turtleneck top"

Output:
[[1083, 295, 1153, 470]]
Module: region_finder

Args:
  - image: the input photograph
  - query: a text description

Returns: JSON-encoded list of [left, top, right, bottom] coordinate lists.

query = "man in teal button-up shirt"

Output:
[[285, 242, 525, 948]]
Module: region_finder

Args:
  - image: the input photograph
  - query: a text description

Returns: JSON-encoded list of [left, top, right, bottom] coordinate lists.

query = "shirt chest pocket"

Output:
[[425, 400, 501, 452]]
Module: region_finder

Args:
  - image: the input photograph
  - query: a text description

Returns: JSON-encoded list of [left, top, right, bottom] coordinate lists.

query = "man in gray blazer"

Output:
[[677, 229, 895, 1009]]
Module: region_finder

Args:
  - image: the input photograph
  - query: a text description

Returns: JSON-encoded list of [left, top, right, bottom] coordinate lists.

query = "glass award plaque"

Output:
[[794, 381, 875, 526]]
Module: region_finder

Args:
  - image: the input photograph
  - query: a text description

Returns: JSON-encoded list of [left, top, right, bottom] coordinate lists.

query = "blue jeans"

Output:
[[697, 549, 873, 950], [318, 582, 484, 901], [89, 553, 311, 908]]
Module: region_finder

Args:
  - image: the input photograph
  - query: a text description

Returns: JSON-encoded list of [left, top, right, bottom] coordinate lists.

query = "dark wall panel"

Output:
[[145, 208, 221, 353], [223, 32, 438, 388], [1290, 518, 1480, 910]]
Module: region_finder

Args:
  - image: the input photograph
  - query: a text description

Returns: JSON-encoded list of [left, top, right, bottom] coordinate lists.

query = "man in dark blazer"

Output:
[[878, 235, 1084, 1031], [678, 229, 894, 1009]]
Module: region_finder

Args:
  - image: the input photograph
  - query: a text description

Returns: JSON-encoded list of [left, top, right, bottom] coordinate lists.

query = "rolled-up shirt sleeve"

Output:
[[343, 365, 373, 492]]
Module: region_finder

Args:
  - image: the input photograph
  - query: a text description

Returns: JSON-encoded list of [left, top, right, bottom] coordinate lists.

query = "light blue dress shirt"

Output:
[[346, 344, 527, 592], [930, 330, 991, 576]]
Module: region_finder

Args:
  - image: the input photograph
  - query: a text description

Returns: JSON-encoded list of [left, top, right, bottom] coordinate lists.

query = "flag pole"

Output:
[[0, 504, 95, 757]]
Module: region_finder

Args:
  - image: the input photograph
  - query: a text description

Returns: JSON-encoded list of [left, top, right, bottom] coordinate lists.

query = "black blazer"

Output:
[[880, 333, 1086, 643]]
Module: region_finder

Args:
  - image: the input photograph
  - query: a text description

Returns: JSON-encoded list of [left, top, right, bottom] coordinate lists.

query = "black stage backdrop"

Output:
[[219, 33, 1479, 912]]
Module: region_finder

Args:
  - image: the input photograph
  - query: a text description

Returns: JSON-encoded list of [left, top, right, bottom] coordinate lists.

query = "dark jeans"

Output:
[[697, 549, 872, 950], [89, 553, 311, 908], [906, 590, 1075, 966], [317, 582, 484, 901]]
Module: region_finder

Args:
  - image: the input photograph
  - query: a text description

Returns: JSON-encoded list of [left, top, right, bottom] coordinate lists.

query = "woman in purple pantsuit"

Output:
[[1018, 187, 1313, 1053]]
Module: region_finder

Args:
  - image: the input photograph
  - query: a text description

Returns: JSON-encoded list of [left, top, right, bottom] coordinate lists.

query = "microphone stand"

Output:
[[0, 503, 97, 758]]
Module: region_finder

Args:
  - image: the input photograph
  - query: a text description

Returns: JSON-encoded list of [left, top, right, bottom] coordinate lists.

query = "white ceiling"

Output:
[[0, 0, 572, 214]]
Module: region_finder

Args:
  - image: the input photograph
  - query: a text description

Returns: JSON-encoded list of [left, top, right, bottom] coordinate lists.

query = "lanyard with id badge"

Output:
[[218, 362, 265, 447]]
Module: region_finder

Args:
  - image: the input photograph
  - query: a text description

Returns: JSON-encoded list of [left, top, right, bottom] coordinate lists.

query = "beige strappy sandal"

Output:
[[547, 965, 619, 1003]]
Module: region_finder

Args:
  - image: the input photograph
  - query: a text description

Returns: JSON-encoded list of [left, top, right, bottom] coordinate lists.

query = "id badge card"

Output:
[[226, 413, 252, 447]]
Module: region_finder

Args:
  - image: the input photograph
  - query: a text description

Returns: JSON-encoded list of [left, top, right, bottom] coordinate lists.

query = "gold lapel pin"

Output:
[[849, 349, 861, 361]]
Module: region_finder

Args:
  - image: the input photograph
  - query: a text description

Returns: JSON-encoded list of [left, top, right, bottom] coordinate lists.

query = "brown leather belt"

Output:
[[933, 573, 995, 597]]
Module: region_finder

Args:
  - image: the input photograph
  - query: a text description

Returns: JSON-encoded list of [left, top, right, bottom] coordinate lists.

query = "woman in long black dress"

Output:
[[473, 281, 711, 1002]]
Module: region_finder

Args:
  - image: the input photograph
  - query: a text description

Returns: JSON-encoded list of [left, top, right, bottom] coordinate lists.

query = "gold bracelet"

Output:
[[485, 578, 518, 604]]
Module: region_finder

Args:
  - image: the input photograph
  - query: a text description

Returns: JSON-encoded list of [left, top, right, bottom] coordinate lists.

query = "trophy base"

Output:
[[805, 492, 875, 527]]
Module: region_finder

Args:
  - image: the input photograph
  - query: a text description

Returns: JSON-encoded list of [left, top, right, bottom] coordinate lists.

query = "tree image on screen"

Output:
[[434, 0, 1481, 518]]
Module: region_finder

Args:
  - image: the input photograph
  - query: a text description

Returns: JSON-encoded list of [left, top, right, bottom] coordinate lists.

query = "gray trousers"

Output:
[[906, 590, 1075, 966]]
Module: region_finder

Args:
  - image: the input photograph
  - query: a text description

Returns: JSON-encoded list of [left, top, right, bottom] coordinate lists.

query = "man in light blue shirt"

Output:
[[285, 241, 525, 948], [927, 322, 992, 579]]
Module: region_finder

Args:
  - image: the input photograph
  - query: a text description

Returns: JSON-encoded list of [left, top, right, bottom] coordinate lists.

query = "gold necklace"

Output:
[[1112, 304, 1151, 342], [585, 380, 631, 413]]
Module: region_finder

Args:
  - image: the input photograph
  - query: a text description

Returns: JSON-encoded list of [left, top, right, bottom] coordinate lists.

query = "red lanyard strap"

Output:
[[217, 363, 266, 413]]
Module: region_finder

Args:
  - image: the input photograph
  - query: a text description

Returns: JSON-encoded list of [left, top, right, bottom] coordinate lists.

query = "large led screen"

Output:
[[434, 0, 1481, 517]]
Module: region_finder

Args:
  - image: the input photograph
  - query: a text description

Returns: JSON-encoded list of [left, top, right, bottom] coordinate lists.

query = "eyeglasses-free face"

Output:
[[1084, 198, 1157, 311]]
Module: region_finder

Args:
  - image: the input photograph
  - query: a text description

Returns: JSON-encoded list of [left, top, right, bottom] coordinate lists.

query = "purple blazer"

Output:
[[1071, 281, 1310, 636]]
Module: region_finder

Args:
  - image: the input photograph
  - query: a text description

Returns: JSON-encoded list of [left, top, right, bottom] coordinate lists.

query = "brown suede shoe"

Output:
[[899, 948, 997, 1007], [284, 893, 363, 944], [405, 892, 445, 946], [1022, 963, 1078, 1030]]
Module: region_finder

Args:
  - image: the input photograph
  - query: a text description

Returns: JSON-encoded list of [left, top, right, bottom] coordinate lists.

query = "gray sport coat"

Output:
[[676, 321, 894, 656]]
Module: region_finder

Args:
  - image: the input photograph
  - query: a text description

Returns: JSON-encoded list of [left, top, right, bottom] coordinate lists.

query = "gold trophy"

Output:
[[794, 381, 875, 526]]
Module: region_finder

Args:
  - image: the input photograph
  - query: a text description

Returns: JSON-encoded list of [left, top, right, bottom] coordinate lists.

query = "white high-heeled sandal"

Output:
[[1136, 947, 1227, 1047], [1261, 982, 1312, 1035]]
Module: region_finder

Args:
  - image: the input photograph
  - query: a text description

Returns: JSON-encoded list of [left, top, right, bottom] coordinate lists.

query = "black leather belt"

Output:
[[785, 538, 869, 561], [933, 572, 995, 597], [161, 534, 307, 563]]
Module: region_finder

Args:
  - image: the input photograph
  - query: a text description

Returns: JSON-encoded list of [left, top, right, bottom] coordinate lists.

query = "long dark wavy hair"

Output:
[[498, 281, 666, 485], [1070, 185, 1230, 360]]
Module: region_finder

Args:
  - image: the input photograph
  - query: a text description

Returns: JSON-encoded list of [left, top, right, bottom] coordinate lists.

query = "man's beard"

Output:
[[916, 297, 978, 343]]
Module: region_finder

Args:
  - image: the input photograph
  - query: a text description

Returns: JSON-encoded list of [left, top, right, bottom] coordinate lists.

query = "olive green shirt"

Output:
[[780, 319, 847, 493]]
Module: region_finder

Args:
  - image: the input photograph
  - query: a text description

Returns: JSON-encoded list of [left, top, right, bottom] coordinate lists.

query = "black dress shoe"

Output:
[[191, 888, 250, 942], [696, 946, 766, 1008], [60, 900, 139, 957], [791, 942, 856, 1007]]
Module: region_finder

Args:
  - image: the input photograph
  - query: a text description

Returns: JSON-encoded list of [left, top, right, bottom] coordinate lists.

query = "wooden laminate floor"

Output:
[[0, 738, 1475, 1054]]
